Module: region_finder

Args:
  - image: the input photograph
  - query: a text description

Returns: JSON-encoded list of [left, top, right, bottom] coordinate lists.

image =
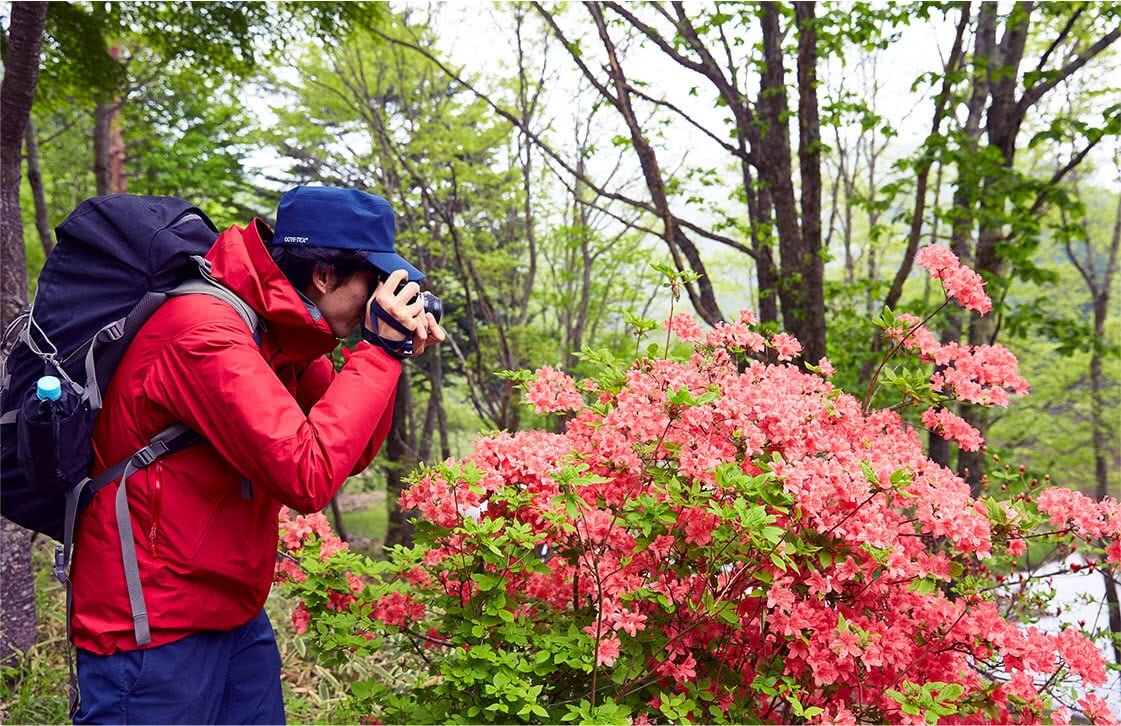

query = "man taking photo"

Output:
[[68, 186, 444, 724]]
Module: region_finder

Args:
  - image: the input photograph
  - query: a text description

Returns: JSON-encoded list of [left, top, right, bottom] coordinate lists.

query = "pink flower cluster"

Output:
[[278, 507, 348, 560], [921, 408, 984, 451], [665, 313, 704, 343], [525, 366, 584, 414], [886, 313, 1030, 412], [369, 590, 426, 627], [1036, 488, 1121, 547], [384, 324, 1117, 722], [915, 244, 992, 314], [276, 257, 1118, 723]]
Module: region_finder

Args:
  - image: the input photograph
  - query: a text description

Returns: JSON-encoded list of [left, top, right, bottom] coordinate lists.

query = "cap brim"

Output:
[[365, 252, 425, 281]]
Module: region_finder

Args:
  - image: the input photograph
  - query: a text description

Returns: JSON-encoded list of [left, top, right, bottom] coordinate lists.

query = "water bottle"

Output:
[[36, 375, 62, 411], [18, 373, 92, 492]]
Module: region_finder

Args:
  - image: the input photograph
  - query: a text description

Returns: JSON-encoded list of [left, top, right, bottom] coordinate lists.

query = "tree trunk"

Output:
[[1, 1, 45, 327], [1094, 307, 1121, 665], [1090, 197, 1121, 665], [328, 497, 348, 542], [93, 46, 127, 196], [93, 102, 111, 196], [25, 119, 54, 258], [109, 106, 127, 194], [793, 2, 826, 365], [959, 3, 1033, 492], [428, 345, 450, 460], [0, 519, 37, 664], [384, 368, 417, 549], [757, 3, 824, 363], [741, 157, 780, 326], [107, 46, 127, 194], [0, 1, 47, 665]]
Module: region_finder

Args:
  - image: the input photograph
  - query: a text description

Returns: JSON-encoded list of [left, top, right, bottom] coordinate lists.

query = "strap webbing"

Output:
[[169, 279, 259, 336], [52, 263, 264, 712], [115, 459, 150, 646], [55, 422, 201, 716], [81, 317, 127, 412]]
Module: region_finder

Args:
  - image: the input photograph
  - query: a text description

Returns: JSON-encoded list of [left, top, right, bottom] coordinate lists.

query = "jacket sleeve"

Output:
[[296, 354, 394, 476], [150, 312, 401, 513]]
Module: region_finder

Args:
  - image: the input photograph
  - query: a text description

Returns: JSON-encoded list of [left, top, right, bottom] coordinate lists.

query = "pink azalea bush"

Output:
[[276, 247, 1120, 724]]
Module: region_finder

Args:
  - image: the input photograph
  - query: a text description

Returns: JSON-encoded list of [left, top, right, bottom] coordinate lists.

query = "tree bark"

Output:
[[793, 2, 826, 365], [107, 46, 127, 194], [1093, 198, 1121, 665], [328, 497, 349, 542], [93, 101, 111, 196], [741, 159, 780, 326], [1, 1, 45, 327], [25, 120, 54, 258], [384, 368, 417, 549], [757, 2, 825, 363], [0, 518, 37, 665], [959, 2, 1034, 491], [0, 2, 47, 664]]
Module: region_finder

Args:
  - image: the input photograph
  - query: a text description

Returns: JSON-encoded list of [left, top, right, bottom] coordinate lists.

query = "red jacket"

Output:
[[70, 219, 400, 655]]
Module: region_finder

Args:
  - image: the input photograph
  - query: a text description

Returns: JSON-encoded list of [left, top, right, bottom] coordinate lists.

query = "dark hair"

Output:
[[268, 245, 382, 295]]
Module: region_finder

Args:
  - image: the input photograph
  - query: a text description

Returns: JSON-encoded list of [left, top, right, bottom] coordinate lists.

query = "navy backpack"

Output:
[[0, 195, 262, 710]]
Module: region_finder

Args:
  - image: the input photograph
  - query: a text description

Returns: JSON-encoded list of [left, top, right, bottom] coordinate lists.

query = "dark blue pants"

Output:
[[74, 609, 285, 725]]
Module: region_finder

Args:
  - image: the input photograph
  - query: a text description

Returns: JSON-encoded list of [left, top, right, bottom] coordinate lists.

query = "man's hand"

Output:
[[365, 269, 446, 356]]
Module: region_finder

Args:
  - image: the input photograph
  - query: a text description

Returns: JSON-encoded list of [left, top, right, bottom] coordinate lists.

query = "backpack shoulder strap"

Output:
[[167, 256, 264, 347], [61, 266, 266, 659]]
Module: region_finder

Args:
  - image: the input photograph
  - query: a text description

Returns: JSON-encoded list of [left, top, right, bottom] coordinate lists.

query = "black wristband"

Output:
[[363, 300, 414, 360]]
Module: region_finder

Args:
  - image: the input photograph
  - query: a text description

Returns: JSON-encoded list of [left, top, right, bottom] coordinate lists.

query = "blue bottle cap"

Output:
[[36, 376, 62, 402]]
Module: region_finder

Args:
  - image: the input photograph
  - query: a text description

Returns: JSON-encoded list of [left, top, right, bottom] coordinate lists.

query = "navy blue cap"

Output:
[[271, 187, 424, 281]]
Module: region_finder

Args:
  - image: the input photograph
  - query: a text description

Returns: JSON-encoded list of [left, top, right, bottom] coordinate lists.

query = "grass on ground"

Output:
[[1, 498, 396, 725]]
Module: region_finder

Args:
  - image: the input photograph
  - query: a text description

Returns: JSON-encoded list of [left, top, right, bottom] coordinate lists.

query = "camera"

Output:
[[389, 277, 442, 324], [414, 291, 443, 324]]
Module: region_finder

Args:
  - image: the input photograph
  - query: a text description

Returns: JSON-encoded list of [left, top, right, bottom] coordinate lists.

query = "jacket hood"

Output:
[[205, 219, 340, 360]]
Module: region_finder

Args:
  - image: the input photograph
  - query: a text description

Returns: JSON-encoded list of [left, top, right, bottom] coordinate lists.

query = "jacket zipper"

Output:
[[148, 461, 163, 556]]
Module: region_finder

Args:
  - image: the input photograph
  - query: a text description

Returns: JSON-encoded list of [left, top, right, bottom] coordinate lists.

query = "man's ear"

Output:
[[311, 264, 337, 296]]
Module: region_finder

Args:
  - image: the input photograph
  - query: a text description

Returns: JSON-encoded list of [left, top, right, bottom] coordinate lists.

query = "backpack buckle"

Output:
[[133, 439, 169, 468], [52, 545, 69, 585]]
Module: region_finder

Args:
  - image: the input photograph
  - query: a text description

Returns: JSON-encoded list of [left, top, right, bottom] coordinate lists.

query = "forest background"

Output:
[[0, 1, 1118, 721]]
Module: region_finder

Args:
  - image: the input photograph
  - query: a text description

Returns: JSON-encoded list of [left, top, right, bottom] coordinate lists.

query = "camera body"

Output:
[[415, 290, 443, 323], [386, 276, 442, 324]]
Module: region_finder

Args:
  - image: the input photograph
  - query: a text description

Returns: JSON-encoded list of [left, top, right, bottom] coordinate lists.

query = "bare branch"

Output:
[[625, 83, 742, 157], [881, 3, 970, 313], [1011, 127, 1109, 235], [602, 1, 711, 76], [1061, 205, 1096, 294], [1019, 24, 1120, 111], [1034, 4, 1085, 74], [530, 3, 620, 106]]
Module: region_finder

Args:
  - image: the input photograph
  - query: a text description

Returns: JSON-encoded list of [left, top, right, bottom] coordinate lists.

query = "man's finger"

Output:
[[427, 314, 447, 342], [394, 281, 421, 302], [385, 269, 409, 288]]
